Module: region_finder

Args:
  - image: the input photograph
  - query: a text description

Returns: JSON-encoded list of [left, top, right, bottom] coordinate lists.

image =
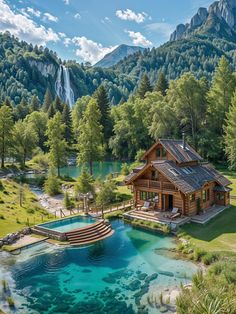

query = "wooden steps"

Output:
[[65, 220, 114, 246], [130, 210, 158, 220]]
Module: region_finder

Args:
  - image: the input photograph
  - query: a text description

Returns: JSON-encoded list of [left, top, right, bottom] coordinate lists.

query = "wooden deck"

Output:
[[123, 210, 190, 229]]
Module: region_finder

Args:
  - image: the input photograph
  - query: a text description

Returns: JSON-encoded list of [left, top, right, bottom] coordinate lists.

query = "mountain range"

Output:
[[94, 44, 145, 68], [0, 0, 235, 106]]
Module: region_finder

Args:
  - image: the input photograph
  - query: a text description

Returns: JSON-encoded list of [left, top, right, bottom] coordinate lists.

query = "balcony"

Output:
[[135, 179, 176, 191]]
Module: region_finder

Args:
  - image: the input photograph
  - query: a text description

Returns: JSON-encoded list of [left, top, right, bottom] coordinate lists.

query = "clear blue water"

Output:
[[60, 161, 123, 179], [0, 219, 198, 314], [40, 216, 97, 233]]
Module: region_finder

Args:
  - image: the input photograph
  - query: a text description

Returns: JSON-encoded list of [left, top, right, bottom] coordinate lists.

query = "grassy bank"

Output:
[[179, 200, 236, 252], [0, 179, 53, 237]]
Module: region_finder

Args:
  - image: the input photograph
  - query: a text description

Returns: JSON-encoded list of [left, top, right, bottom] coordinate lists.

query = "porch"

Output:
[[124, 204, 230, 229], [123, 209, 190, 229]]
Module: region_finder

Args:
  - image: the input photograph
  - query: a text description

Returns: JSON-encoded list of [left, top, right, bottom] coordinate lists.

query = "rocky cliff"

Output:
[[170, 0, 236, 42]]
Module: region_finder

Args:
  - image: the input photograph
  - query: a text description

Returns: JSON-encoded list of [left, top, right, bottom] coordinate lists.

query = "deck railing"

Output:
[[135, 179, 176, 191]]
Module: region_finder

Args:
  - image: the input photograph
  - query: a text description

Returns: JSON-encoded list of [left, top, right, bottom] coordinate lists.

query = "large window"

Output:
[[140, 191, 158, 202], [190, 193, 195, 202], [202, 190, 206, 202], [216, 193, 224, 201], [202, 189, 210, 202], [151, 170, 159, 180]]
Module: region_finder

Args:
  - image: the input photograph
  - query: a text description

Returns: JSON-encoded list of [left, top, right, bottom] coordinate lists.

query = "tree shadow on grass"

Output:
[[182, 205, 236, 242]]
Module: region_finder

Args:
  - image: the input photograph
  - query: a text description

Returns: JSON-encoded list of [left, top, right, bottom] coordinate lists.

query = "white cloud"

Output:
[[145, 23, 174, 37], [101, 16, 111, 24], [116, 9, 148, 23], [63, 37, 71, 47], [125, 30, 152, 46], [63, 0, 70, 5], [74, 12, 81, 19], [26, 7, 41, 18], [43, 12, 58, 22], [59, 32, 66, 38], [65, 36, 116, 64], [0, 0, 59, 45]]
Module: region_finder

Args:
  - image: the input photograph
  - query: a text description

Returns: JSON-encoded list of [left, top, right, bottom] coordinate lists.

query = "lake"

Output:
[[60, 161, 124, 179]]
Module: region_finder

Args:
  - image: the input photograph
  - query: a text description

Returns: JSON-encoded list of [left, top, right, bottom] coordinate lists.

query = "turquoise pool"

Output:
[[0, 219, 198, 314], [39, 216, 97, 233]]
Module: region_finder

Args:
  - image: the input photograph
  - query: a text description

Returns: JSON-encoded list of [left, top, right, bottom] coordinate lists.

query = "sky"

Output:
[[0, 0, 213, 64]]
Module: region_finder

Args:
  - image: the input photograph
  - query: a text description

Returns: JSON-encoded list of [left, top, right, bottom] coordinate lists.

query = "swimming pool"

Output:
[[39, 215, 97, 233], [0, 219, 198, 314]]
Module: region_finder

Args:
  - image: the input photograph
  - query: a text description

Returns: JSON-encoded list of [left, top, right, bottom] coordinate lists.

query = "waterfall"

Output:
[[55, 65, 75, 107]]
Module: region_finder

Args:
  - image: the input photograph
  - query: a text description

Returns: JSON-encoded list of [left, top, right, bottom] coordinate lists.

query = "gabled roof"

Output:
[[142, 139, 203, 163], [125, 160, 231, 195]]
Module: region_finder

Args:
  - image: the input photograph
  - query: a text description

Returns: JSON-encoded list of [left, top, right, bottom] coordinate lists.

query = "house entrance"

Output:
[[162, 194, 173, 211]]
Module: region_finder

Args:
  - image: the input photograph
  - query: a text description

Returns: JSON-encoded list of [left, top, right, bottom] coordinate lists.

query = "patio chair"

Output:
[[141, 201, 154, 211], [166, 208, 180, 219]]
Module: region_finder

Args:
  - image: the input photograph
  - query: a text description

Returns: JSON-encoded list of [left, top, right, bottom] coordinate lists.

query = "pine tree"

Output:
[[155, 72, 168, 96], [224, 93, 236, 170], [53, 96, 64, 113], [207, 56, 236, 160], [30, 95, 40, 112], [137, 74, 153, 99], [14, 98, 30, 120], [42, 88, 53, 112], [93, 85, 112, 142], [47, 104, 55, 118], [46, 112, 67, 176], [0, 105, 14, 168], [62, 103, 72, 142], [13, 120, 38, 167], [77, 99, 104, 175], [3, 98, 12, 109]]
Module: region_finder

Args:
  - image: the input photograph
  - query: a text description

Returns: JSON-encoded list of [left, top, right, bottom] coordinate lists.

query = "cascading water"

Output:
[[55, 65, 75, 107]]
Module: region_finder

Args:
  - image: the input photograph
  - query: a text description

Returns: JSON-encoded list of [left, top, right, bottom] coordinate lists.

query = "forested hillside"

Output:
[[112, 35, 236, 84], [0, 32, 136, 106]]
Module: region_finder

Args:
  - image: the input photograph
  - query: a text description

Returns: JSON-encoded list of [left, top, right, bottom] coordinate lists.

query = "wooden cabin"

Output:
[[125, 138, 231, 216]]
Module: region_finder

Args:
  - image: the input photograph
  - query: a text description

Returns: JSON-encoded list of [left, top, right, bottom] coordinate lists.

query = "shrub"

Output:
[[0, 214, 5, 220], [162, 224, 171, 234], [26, 208, 35, 214], [16, 218, 20, 224], [44, 171, 61, 196], [64, 192, 72, 209], [193, 248, 206, 262], [201, 252, 219, 265], [6, 296, 15, 308], [1, 280, 8, 292], [0, 180, 4, 190], [121, 163, 130, 175]]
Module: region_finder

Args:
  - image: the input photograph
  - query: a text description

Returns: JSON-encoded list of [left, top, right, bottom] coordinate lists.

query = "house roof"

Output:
[[142, 139, 203, 163], [125, 160, 231, 195]]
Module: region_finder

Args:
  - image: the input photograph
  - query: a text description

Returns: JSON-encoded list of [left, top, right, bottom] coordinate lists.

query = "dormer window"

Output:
[[156, 148, 161, 158], [156, 147, 167, 158]]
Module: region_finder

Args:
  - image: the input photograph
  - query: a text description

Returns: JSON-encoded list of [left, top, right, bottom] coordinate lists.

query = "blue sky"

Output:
[[1, 0, 213, 64]]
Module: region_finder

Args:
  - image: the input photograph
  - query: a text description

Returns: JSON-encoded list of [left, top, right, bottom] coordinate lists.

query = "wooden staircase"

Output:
[[65, 220, 114, 246]]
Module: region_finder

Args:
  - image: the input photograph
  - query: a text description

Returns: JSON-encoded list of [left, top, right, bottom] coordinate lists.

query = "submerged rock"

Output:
[[128, 279, 141, 291], [145, 273, 158, 283]]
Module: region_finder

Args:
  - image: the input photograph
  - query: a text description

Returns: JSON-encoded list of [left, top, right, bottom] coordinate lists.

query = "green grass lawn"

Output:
[[180, 200, 236, 252], [115, 175, 132, 198], [0, 179, 54, 237], [216, 166, 236, 195]]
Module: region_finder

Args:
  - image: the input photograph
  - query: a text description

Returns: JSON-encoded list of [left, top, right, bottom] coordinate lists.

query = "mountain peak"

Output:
[[94, 44, 145, 68], [170, 0, 236, 42]]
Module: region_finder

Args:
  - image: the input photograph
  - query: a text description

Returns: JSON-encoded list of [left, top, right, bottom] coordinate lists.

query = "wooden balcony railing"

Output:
[[135, 179, 176, 191]]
